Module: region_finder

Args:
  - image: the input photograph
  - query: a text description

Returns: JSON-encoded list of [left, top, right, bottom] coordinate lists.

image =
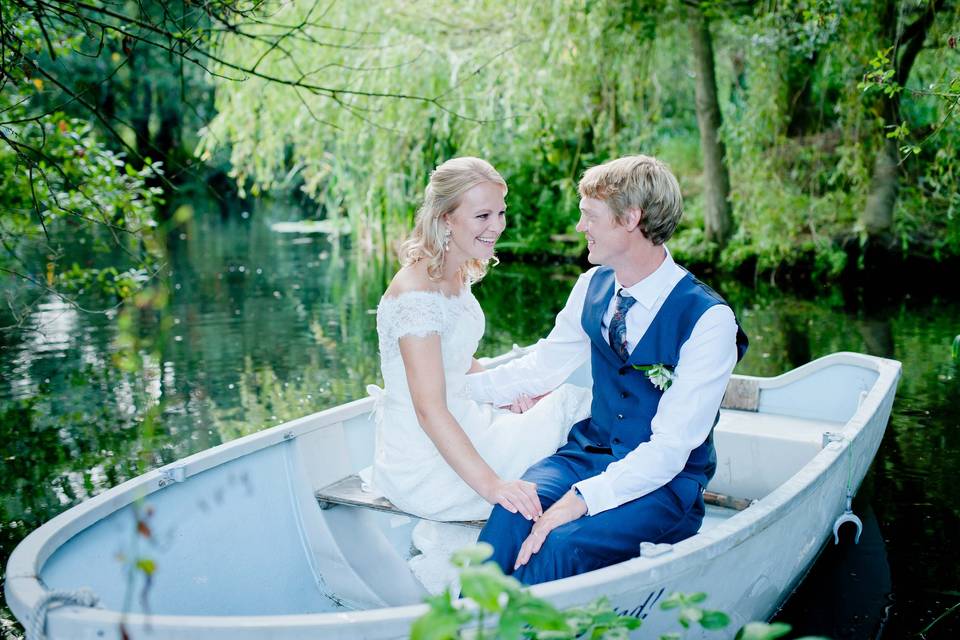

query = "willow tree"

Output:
[[200, 0, 709, 254]]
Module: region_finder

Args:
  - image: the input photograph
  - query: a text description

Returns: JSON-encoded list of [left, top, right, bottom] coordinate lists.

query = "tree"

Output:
[[859, 0, 950, 238], [1, 0, 455, 322], [687, 1, 733, 246]]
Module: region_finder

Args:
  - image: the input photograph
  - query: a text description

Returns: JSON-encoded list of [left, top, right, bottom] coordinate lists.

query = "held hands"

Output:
[[514, 489, 588, 570], [483, 478, 543, 521], [506, 392, 550, 414]]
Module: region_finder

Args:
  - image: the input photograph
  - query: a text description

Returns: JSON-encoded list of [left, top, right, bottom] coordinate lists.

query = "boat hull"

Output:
[[5, 352, 900, 639]]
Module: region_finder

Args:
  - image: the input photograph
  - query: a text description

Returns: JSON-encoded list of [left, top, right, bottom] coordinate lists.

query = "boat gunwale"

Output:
[[5, 351, 902, 634]]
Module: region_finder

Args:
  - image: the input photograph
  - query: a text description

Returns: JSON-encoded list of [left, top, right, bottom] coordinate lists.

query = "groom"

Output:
[[467, 155, 748, 585]]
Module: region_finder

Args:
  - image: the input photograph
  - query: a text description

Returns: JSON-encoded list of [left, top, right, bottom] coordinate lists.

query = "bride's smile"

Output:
[[444, 180, 506, 263]]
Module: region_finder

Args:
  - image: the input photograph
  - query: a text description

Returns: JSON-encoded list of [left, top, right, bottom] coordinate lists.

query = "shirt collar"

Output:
[[614, 246, 677, 310]]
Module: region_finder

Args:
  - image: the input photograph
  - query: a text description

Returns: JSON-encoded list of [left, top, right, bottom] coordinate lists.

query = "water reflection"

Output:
[[1, 205, 959, 637]]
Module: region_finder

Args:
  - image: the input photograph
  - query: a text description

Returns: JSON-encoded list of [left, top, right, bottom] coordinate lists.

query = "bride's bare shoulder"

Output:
[[383, 263, 435, 299]]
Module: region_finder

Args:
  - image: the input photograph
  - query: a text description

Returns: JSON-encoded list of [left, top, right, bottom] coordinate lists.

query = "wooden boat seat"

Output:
[[315, 475, 752, 528]]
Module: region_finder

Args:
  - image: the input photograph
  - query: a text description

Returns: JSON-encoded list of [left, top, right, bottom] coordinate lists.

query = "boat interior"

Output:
[[35, 358, 879, 619]]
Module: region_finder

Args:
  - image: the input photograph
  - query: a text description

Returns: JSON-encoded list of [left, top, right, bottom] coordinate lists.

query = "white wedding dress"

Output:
[[371, 288, 592, 521], [367, 288, 591, 592]]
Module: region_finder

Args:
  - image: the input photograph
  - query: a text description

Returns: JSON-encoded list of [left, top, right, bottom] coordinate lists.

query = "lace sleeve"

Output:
[[377, 292, 445, 358]]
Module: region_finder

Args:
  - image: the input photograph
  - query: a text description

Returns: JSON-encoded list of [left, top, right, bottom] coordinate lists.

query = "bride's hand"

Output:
[[484, 478, 542, 521], [507, 392, 549, 414]]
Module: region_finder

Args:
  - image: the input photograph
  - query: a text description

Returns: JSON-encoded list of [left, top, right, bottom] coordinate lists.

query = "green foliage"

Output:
[[203, 0, 959, 274], [203, 0, 681, 256], [410, 543, 640, 639], [659, 592, 730, 633], [413, 544, 830, 640], [0, 1, 166, 318]]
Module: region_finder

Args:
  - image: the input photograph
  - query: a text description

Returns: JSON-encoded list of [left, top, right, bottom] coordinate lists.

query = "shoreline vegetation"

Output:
[[2, 1, 958, 322]]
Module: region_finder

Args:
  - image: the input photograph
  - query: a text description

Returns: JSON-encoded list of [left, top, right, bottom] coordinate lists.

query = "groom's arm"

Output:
[[573, 304, 739, 515], [466, 269, 595, 407]]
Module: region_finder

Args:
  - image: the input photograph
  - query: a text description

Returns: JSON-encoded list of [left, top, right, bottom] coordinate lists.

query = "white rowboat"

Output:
[[5, 351, 901, 639]]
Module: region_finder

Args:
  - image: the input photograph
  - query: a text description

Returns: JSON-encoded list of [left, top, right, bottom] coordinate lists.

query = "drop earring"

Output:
[[443, 226, 452, 252]]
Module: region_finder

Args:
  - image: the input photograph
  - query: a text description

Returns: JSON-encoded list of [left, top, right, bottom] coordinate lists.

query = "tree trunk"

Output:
[[859, 0, 945, 237], [862, 137, 900, 234], [688, 7, 733, 247]]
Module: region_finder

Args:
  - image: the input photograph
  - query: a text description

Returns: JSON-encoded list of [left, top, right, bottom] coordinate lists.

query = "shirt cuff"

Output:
[[573, 474, 619, 516], [465, 371, 497, 404]]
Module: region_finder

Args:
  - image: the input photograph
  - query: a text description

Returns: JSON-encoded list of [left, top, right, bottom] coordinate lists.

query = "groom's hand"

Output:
[[514, 489, 587, 570]]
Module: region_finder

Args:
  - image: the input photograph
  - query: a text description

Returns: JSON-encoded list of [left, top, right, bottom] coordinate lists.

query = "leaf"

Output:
[[135, 558, 156, 576], [450, 542, 494, 567], [700, 610, 731, 629], [660, 593, 683, 610], [409, 610, 463, 640], [736, 621, 793, 640], [410, 592, 470, 640], [687, 592, 707, 604], [459, 564, 516, 611]]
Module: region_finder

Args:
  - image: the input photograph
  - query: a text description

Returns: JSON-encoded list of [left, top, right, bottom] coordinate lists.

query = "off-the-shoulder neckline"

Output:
[[380, 287, 471, 303]]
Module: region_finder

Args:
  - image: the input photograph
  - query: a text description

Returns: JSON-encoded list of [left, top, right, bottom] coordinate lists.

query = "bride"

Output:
[[370, 157, 592, 524]]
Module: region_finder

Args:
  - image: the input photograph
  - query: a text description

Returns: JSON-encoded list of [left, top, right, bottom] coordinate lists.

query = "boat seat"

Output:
[[315, 475, 752, 526], [315, 475, 487, 528], [710, 409, 840, 498]]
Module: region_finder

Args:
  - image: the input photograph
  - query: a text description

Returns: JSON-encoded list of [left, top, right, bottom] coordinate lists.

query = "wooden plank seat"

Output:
[[315, 475, 753, 529]]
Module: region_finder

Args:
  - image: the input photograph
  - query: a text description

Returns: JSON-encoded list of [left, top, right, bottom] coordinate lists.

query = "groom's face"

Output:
[[576, 197, 629, 266]]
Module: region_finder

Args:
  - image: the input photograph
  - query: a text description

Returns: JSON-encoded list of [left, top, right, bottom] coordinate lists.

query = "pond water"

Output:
[[1, 201, 958, 639]]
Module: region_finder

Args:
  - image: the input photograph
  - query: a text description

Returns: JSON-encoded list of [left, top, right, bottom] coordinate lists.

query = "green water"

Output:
[[1, 201, 958, 639]]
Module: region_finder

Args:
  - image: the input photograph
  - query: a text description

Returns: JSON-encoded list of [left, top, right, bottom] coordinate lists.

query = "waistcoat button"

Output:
[[620, 391, 629, 399], [612, 437, 621, 444], [617, 414, 624, 420]]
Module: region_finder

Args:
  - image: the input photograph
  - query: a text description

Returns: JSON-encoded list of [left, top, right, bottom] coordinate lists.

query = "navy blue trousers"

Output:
[[477, 442, 705, 585]]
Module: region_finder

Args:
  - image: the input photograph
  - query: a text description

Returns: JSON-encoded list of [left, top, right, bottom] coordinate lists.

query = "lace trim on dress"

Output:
[[377, 289, 468, 361]]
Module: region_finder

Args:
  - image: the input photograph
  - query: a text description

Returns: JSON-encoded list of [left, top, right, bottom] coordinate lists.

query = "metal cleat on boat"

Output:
[[832, 492, 863, 545]]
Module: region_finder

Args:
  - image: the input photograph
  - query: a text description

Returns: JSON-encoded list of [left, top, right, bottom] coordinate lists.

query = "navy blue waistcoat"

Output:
[[568, 266, 749, 488]]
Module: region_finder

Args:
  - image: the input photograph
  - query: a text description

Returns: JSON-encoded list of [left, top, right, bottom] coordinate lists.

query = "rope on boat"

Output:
[[27, 588, 101, 640]]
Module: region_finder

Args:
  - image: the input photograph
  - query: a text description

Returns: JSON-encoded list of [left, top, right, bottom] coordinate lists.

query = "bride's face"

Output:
[[444, 181, 507, 262]]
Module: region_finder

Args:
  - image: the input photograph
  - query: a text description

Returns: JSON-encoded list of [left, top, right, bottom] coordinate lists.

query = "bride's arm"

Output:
[[400, 334, 541, 521], [468, 358, 485, 373]]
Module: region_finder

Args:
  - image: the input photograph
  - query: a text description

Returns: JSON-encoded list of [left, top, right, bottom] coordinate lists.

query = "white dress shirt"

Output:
[[466, 248, 739, 515]]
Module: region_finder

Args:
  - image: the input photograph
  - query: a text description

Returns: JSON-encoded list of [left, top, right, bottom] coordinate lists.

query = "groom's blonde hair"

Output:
[[578, 155, 683, 245], [399, 157, 506, 283]]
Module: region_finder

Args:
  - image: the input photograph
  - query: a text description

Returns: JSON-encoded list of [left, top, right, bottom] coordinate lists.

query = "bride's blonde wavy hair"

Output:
[[399, 157, 507, 283]]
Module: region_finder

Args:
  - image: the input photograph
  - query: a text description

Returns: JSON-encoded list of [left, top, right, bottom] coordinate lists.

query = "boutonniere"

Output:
[[632, 363, 675, 391]]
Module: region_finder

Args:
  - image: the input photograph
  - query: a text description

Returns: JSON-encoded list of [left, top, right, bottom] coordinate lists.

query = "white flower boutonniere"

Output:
[[632, 363, 676, 391]]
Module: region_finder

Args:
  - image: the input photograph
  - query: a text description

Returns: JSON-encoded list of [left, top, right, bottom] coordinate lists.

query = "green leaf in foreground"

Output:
[[736, 621, 793, 640], [459, 563, 519, 611], [409, 591, 470, 640], [700, 609, 731, 629], [450, 542, 494, 568]]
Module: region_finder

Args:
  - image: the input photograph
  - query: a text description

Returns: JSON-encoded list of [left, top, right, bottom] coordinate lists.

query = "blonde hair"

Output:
[[399, 157, 507, 282], [578, 155, 683, 245]]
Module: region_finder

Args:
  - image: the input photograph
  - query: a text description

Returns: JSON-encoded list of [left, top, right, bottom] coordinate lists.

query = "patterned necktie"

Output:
[[608, 290, 637, 361]]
